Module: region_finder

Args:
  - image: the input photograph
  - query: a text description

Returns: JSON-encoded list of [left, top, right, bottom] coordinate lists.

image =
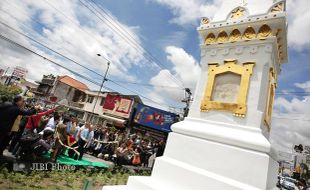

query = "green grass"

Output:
[[0, 167, 151, 190]]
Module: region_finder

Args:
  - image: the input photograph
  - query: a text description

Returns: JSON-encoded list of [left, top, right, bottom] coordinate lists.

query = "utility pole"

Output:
[[182, 88, 192, 117], [92, 54, 111, 117], [4, 67, 10, 85]]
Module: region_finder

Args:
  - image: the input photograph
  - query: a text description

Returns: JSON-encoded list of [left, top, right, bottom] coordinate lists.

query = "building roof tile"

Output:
[[58, 75, 89, 92]]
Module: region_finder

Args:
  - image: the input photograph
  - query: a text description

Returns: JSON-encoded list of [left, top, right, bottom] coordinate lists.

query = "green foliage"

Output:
[[0, 84, 23, 102], [0, 167, 151, 190]]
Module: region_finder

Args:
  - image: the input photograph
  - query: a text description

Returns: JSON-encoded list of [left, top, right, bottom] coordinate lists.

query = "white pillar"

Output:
[[103, 1, 288, 190]]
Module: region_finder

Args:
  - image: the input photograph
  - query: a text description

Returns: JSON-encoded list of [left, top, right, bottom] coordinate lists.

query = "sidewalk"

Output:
[[83, 154, 115, 168]]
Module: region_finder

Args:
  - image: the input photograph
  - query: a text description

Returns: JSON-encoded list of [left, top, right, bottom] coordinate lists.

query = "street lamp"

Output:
[[92, 54, 111, 114]]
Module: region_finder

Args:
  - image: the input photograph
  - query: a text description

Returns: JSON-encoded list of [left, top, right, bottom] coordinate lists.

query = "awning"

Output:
[[100, 114, 126, 124]]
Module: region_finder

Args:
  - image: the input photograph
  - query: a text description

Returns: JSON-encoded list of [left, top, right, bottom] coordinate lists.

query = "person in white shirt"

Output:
[[74, 123, 93, 160], [45, 114, 60, 130]]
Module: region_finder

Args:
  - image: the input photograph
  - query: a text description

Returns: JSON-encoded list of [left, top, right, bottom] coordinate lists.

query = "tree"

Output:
[[0, 84, 22, 102]]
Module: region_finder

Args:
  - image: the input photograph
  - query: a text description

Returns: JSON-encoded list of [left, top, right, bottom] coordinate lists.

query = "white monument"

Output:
[[103, 0, 288, 189]]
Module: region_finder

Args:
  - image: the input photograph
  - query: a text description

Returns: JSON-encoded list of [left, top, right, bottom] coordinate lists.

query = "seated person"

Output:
[[32, 129, 54, 157], [51, 117, 69, 161], [115, 143, 129, 166]]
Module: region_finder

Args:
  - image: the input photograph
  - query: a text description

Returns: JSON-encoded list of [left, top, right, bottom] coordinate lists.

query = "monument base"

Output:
[[103, 119, 279, 190]]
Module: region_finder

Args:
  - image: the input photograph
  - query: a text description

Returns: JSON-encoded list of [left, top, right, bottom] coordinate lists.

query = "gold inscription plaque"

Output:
[[200, 59, 255, 117]]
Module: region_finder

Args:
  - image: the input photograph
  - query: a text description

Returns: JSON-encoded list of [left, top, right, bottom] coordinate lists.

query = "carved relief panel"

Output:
[[200, 59, 255, 117]]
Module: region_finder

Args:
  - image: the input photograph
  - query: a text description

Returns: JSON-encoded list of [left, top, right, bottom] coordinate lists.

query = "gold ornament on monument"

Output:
[[270, 2, 284, 13], [201, 17, 210, 25], [264, 68, 276, 129], [217, 31, 228, 43], [205, 33, 216, 45], [258, 24, 272, 39], [229, 29, 242, 42], [230, 7, 246, 19], [243, 26, 256, 40]]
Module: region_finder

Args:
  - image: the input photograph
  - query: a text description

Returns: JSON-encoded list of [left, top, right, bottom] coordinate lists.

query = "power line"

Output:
[[41, 0, 183, 88], [77, 0, 185, 88], [38, 0, 186, 108], [276, 92, 310, 94], [0, 33, 181, 110], [0, 20, 106, 79], [101, 79, 184, 90], [40, 0, 113, 63], [0, 33, 113, 92], [276, 93, 310, 96], [0, 11, 184, 112], [36, 0, 186, 102], [0, 7, 169, 103], [3, 9, 307, 97], [107, 79, 183, 110], [272, 116, 310, 122], [0, 4, 111, 73], [84, 0, 185, 87], [0, 20, 183, 109]]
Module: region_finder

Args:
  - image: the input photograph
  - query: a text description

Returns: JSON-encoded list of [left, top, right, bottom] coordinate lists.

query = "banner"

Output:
[[134, 103, 177, 132], [12, 66, 28, 79], [102, 94, 133, 118]]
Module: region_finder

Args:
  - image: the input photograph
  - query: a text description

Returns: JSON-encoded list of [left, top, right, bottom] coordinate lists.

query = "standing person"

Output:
[[0, 96, 37, 158], [73, 122, 84, 140], [84, 125, 94, 153], [155, 140, 166, 157], [24, 106, 57, 134], [66, 114, 76, 134], [74, 123, 93, 160], [45, 113, 60, 130], [9, 116, 28, 154], [69, 116, 78, 136], [132, 147, 141, 166], [7, 115, 22, 153]]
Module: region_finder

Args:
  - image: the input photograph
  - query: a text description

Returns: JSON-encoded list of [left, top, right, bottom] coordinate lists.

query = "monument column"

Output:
[[103, 1, 288, 190]]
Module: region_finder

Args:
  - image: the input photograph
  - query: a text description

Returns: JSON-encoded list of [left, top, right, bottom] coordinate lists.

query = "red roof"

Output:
[[58, 75, 89, 92]]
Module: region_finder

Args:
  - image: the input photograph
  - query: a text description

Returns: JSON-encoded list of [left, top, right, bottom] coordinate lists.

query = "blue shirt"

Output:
[[80, 128, 94, 142]]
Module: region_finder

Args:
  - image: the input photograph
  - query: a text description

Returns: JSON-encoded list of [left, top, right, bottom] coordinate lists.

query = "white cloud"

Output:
[[150, 46, 200, 101], [152, 0, 222, 25], [0, 0, 145, 86], [294, 81, 310, 92], [270, 81, 310, 153], [153, 0, 310, 49], [157, 31, 187, 48], [166, 46, 201, 86], [287, 0, 310, 50]]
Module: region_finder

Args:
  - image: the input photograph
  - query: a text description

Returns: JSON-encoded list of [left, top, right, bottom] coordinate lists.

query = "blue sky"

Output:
[[0, 0, 309, 153]]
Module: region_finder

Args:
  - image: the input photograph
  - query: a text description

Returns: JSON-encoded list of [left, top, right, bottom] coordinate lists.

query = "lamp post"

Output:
[[92, 54, 111, 115]]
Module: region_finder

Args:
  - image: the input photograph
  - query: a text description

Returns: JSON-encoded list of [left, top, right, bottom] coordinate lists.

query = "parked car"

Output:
[[281, 177, 297, 190], [277, 175, 284, 188]]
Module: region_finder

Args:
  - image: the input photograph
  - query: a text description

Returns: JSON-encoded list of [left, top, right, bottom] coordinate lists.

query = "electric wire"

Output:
[[0, 34, 181, 111], [77, 0, 185, 88], [0, 14, 184, 110]]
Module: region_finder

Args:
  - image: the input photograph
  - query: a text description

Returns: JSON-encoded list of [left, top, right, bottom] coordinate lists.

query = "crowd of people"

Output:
[[0, 96, 166, 167]]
